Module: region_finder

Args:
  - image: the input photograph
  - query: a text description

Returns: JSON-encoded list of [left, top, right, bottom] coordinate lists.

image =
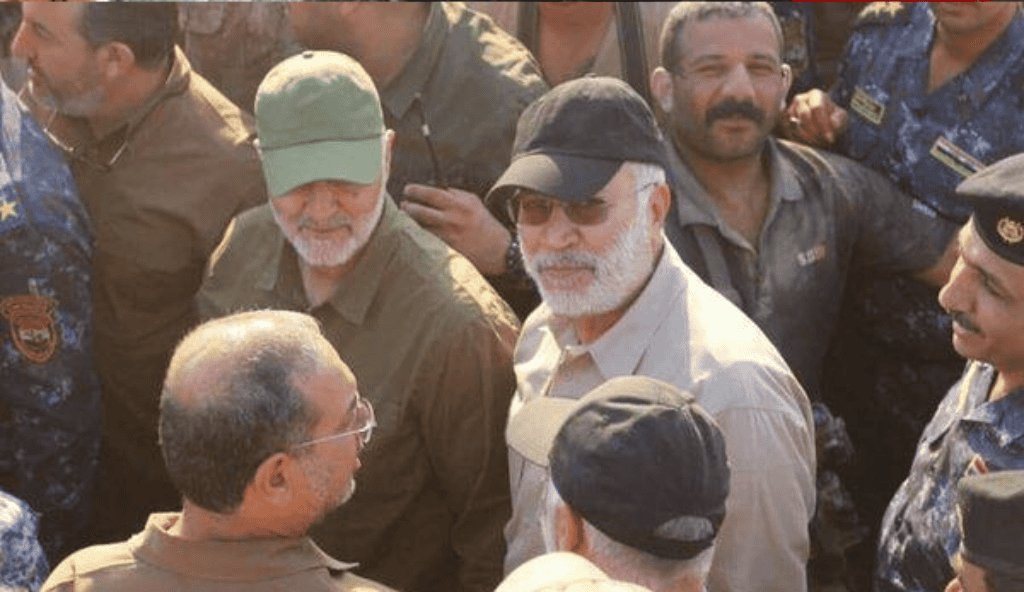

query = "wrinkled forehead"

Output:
[[675, 12, 783, 64]]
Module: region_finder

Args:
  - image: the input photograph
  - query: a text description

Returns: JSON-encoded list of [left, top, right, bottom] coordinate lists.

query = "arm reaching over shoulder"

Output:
[[402, 184, 512, 276]]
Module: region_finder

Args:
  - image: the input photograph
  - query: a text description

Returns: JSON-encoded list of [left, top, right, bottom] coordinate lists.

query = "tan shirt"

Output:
[[505, 245, 816, 592], [41, 513, 394, 592], [22, 47, 267, 488], [198, 197, 519, 592]]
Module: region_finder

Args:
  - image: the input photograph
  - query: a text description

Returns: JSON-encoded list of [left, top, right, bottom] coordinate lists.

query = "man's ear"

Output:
[[650, 67, 675, 115], [98, 41, 136, 81], [554, 501, 586, 553], [649, 182, 671, 231], [779, 63, 793, 110], [249, 452, 295, 508]]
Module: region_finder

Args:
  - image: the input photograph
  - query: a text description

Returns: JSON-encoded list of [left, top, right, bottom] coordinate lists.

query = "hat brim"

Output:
[[486, 153, 624, 217], [259, 137, 383, 198]]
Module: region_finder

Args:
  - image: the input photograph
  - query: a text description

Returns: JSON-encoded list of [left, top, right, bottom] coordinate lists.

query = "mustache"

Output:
[[531, 251, 598, 272], [950, 311, 981, 334], [299, 214, 353, 232], [706, 99, 765, 126]]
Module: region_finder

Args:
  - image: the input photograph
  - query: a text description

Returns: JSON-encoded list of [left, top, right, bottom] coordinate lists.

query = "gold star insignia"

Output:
[[0, 199, 16, 222]]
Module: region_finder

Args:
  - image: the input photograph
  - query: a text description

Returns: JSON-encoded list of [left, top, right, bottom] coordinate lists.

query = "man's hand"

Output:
[[402, 184, 511, 276], [784, 89, 849, 148]]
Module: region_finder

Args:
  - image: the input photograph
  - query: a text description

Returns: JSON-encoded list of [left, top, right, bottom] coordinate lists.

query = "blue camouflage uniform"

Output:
[[0, 79, 100, 562], [0, 489, 49, 591], [820, 2, 1024, 545], [876, 362, 1024, 592]]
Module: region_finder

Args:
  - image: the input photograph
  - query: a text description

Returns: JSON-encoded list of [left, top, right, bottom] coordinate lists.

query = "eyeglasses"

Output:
[[294, 397, 376, 448], [507, 192, 611, 227]]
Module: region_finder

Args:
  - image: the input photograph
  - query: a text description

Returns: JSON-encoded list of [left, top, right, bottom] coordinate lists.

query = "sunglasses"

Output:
[[507, 192, 611, 227]]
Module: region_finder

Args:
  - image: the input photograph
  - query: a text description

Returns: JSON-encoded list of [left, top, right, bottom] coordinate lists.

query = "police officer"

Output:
[[784, 2, 1024, 544], [0, 74, 100, 562], [877, 154, 1024, 592]]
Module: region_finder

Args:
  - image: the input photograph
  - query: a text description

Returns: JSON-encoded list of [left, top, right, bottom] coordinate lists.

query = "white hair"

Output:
[[542, 481, 715, 592], [628, 161, 666, 204]]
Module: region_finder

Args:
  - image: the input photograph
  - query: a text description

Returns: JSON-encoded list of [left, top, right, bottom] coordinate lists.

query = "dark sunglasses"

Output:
[[506, 191, 611, 227]]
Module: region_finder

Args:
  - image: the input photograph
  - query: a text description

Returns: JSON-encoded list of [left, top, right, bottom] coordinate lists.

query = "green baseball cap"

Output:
[[255, 51, 384, 197]]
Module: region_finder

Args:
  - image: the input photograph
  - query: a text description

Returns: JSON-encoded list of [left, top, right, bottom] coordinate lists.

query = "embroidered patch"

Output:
[[850, 87, 885, 125], [930, 136, 986, 178], [0, 295, 59, 364], [797, 244, 827, 267], [997, 217, 1024, 245]]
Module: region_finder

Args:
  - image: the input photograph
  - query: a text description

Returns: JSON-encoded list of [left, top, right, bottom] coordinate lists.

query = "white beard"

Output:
[[524, 203, 656, 317], [274, 186, 385, 268]]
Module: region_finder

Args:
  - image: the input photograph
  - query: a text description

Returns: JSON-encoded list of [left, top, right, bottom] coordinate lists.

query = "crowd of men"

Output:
[[3, 3, 1024, 592]]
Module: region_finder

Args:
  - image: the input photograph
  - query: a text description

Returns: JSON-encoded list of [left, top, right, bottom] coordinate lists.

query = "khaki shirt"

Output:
[[22, 48, 267, 493], [41, 513, 395, 592], [198, 197, 519, 592], [505, 245, 815, 592]]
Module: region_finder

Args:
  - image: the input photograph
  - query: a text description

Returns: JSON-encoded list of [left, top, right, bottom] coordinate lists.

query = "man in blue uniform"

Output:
[[785, 2, 1024, 544], [877, 154, 1024, 592], [0, 75, 99, 562], [0, 489, 49, 589]]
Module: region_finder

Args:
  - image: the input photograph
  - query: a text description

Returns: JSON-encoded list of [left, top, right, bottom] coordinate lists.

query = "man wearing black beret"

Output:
[[878, 154, 1024, 592], [947, 470, 1024, 592]]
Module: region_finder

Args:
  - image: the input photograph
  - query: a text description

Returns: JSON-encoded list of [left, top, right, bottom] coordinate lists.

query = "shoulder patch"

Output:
[[0, 196, 22, 232], [854, 2, 910, 28], [0, 295, 59, 364]]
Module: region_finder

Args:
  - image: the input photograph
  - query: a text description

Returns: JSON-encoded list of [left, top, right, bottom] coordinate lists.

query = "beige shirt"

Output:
[[42, 513, 395, 592], [505, 244, 815, 592]]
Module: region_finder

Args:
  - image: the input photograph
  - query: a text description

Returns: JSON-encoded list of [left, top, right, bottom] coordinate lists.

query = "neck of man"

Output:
[[990, 369, 1024, 402], [175, 499, 296, 542], [538, 3, 614, 85], [932, 5, 1018, 79], [570, 243, 663, 345], [677, 140, 771, 246], [87, 57, 170, 139], [345, 4, 429, 90]]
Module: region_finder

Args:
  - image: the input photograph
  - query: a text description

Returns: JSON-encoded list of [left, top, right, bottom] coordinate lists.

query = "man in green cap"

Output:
[[198, 51, 520, 592]]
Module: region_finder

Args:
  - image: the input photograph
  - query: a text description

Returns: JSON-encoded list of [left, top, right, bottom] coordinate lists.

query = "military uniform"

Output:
[[0, 489, 48, 590], [822, 2, 1024, 540], [876, 362, 1024, 592], [0, 79, 100, 561]]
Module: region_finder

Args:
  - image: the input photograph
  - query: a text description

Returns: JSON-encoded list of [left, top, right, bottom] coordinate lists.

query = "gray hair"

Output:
[[543, 481, 715, 591], [659, 2, 783, 72], [159, 310, 331, 513]]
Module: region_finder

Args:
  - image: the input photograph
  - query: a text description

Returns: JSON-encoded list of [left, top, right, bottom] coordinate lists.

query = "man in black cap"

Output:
[[507, 376, 729, 592], [948, 471, 1024, 592], [877, 153, 1024, 592], [487, 76, 814, 592]]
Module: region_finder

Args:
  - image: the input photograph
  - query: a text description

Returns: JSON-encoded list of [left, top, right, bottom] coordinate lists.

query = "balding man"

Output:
[[41, 310, 392, 592]]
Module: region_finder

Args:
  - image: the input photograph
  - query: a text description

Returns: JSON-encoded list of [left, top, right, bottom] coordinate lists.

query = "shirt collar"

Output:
[[956, 9, 1024, 112], [380, 3, 446, 121], [130, 513, 356, 581], [553, 242, 687, 380], [666, 136, 803, 243], [265, 196, 404, 326], [894, 4, 935, 59], [964, 368, 1024, 448]]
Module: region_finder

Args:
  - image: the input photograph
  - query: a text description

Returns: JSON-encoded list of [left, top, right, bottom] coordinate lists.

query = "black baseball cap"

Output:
[[956, 153, 1024, 267], [486, 76, 667, 215], [506, 376, 730, 560], [958, 470, 1024, 579]]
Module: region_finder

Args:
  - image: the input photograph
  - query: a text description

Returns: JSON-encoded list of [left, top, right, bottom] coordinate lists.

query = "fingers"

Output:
[[403, 183, 453, 210], [401, 198, 447, 230], [785, 89, 846, 148]]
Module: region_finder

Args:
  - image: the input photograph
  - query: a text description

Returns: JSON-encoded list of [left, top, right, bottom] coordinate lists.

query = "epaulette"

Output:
[[853, 2, 911, 29]]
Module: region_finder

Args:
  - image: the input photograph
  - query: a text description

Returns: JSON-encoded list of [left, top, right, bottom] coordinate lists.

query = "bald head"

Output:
[[160, 310, 349, 513]]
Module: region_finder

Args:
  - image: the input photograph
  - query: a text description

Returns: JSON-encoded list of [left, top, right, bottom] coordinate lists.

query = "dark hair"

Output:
[[159, 312, 324, 513], [659, 2, 783, 73], [78, 2, 178, 70]]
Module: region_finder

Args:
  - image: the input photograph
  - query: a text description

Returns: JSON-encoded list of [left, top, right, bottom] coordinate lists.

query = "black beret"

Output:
[[958, 470, 1024, 579], [956, 154, 1024, 266]]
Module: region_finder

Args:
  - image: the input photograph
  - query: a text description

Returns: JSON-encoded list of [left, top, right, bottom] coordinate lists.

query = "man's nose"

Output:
[[720, 63, 757, 101]]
